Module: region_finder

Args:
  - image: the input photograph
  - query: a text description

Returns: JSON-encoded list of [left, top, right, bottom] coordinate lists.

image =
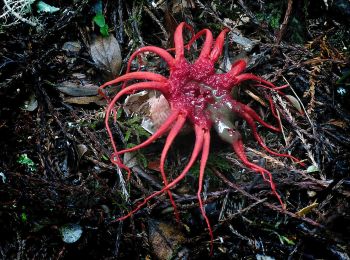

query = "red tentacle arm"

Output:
[[125, 46, 176, 71], [234, 103, 304, 164], [116, 110, 180, 155], [119, 47, 174, 89], [234, 73, 279, 90], [115, 123, 204, 222], [174, 22, 194, 61], [209, 28, 230, 62], [159, 114, 187, 222], [196, 127, 214, 255], [240, 102, 281, 132], [186, 29, 213, 59], [268, 95, 279, 120], [226, 98, 280, 132], [232, 139, 284, 207], [168, 28, 213, 56], [229, 60, 247, 77], [99, 71, 168, 96], [254, 83, 289, 91], [105, 82, 169, 178]]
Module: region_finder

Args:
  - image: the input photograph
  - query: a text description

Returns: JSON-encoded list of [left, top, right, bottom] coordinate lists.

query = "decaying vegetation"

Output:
[[1, 0, 349, 259]]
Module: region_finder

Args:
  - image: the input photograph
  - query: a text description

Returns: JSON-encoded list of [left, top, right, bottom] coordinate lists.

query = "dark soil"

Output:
[[1, 0, 349, 259]]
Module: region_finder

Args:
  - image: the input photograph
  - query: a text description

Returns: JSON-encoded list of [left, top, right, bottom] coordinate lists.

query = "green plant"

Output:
[[17, 153, 36, 172], [21, 212, 28, 223], [123, 115, 150, 145], [93, 1, 109, 37], [256, 2, 283, 30], [93, 13, 109, 37]]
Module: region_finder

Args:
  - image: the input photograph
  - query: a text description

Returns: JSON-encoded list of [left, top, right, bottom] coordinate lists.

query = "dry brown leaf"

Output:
[[296, 202, 319, 217], [76, 144, 88, 160], [147, 159, 161, 172], [123, 91, 173, 134], [57, 80, 99, 97], [123, 90, 152, 116], [327, 119, 347, 128], [64, 96, 105, 105], [90, 35, 122, 77], [172, 0, 195, 13], [148, 219, 186, 260]]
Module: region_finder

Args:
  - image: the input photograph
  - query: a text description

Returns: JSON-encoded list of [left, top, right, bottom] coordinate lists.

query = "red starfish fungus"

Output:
[[100, 22, 303, 254]]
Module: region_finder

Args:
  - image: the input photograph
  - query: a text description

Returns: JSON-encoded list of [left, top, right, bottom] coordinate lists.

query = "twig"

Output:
[[126, 2, 144, 46], [2, 0, 37, 27], [275, 0, 293, 47], [237, 0, 259, 26], [113, 222, 123, 258], [276, 108, 288, 146], [116, 0, 124, 43], [282, 76, 314, 129], [194, 0, 225, 27], [213, 168, 323, 228], [143, 5, 169, 42], [215, 198, 267, 231]]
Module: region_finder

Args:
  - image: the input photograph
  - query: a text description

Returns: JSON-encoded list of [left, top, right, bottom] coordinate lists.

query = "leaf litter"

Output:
[[0, 0, 349, 259]]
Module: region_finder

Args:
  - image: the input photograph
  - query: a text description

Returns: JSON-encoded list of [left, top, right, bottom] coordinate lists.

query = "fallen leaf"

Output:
[[90, 35, 122, 77], [123, 90, 191, 134], [285, 95, 304, 114], [296, 201, 319, 217], [307, 165, 319, 173], [123, 90, 151, 116], [21, 94, 38, 111], [57, 80, 99, 97], [148, 219, 187, 260], [64, 96, 105, 105], [145, 94, 172, 133], [62, 41, 82, 54], [123, 152, 139, 168], [327, 119, 347, 128], [256, 254, 275, 260], [76, 144, 88, 160], [37, 1, 60, 13], [147, 160, 161, 172], [123, 90, 172, 134], [229, 30, 258, 52]]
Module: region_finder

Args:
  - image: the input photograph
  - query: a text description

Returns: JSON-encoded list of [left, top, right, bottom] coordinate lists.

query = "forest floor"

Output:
[[1, 1, 350, 259]]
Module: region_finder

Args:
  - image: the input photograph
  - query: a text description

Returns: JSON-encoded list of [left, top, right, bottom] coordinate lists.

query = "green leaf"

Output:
[[307, 165, 319, 173], [285, 95, 303, 114], [93, 14, 106, 28], [124, 129, 132, 143], [21, 212, 27, 222], [37, 1, 60, 13], [17, 154, 37, 172], [208, 154, 233, 172], [126, 143, 136, 149], [100, 24, 109, 37], [279, 235, 295, 245], [138, 153, 148, 168], [116, 108, 123, 119], [127, 115, 142, 125]]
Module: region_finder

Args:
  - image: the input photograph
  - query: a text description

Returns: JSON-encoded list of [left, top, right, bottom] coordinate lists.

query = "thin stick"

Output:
[[213, 168, 323, 228], [275, 0, 293, 46]]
